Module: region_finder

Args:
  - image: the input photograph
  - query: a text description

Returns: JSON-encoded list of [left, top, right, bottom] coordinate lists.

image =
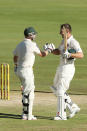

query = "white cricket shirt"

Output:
[[13, 38, 40, 68], [59, 35, 83, 65]]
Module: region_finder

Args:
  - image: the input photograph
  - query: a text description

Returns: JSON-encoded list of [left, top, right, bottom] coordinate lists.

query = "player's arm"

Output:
[[13, 55, 18, 72], [13, 55, 18, 66], [70, 41, 84, 59], [38, 50, 49, 57], [70, 52, 84, 59], [62, 50, 84, 59]]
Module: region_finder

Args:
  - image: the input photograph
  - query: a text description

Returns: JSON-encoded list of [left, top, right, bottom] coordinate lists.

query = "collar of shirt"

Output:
[[67, 35, 73, 43], [24, 38, 32, 42]]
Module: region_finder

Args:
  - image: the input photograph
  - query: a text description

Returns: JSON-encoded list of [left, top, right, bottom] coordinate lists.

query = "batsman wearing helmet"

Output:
[[44, 24, 84, 120], [13, 27, 55, 120]]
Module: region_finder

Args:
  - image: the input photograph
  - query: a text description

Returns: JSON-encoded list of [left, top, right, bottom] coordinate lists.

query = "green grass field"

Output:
[[0, 0, 87, 130]]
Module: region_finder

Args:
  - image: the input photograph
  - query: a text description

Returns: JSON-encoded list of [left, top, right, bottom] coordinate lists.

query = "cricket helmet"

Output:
[[24, 27, 37, 36]]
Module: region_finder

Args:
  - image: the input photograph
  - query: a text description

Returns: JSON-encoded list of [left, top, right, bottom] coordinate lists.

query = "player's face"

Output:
[[60, 28, 65, 38], [60, 28, 70, 38], [30, 34, 36, 40]]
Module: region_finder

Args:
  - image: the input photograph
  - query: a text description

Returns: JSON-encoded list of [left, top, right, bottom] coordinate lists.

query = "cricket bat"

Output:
[[63, 26, 67, 63]]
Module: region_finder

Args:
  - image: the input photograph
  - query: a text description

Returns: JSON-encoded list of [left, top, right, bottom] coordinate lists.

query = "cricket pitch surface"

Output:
[[0, 91, 87, 107]]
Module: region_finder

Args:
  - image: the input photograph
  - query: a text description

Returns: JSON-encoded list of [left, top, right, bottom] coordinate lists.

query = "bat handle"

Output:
[[64, 49, 67, 64]]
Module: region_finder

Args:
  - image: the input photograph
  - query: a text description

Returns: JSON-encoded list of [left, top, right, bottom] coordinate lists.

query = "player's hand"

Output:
[[43, 43, 55, 53], [62, 50, 71, 59]]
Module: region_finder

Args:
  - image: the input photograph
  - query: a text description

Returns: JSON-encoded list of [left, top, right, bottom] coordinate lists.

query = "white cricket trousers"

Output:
[[15, 66, 35, 119], [54, 64, 75, 119]]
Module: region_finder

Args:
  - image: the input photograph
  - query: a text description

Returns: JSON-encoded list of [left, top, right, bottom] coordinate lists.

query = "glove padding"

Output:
[[43, 43, 55, 53]]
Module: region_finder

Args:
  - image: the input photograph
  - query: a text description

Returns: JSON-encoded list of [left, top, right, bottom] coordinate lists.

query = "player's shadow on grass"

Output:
[[36, 116, 53, 120], [0, 113, 53, 120], [0, 113, 21, 119]]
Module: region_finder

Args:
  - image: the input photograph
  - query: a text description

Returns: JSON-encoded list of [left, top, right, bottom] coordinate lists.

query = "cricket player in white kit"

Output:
[[13, 27, 55, 120], [44, 24, 84, 120]]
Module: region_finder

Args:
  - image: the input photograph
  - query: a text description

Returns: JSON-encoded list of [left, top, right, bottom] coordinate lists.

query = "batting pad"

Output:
[[57, 96, 66, 119]]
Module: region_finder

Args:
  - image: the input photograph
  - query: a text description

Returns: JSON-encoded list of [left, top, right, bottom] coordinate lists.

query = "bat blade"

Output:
[[63, 26, 67, 51]]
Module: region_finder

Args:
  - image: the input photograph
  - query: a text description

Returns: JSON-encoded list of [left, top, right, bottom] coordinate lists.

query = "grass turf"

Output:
[[0, 0, 87, 94]]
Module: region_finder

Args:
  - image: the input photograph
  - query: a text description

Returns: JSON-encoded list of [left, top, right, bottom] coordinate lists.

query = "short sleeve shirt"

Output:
[[13, 38, 41, 68]]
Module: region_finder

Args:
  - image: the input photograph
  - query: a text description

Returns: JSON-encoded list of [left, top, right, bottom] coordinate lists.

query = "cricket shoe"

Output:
[[50, 86, 57, 96], [22, 114, 28, 120], [54, 116, 67, 120], [28, 115, 37, 120], [68, 104, 80, 119]]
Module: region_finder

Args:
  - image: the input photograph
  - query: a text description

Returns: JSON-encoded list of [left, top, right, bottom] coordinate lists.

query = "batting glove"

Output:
[[43, 43, 49, 50], [50, 43, 55, 50], [43, 43, 55, 53], [62, 50, 71, 59]]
